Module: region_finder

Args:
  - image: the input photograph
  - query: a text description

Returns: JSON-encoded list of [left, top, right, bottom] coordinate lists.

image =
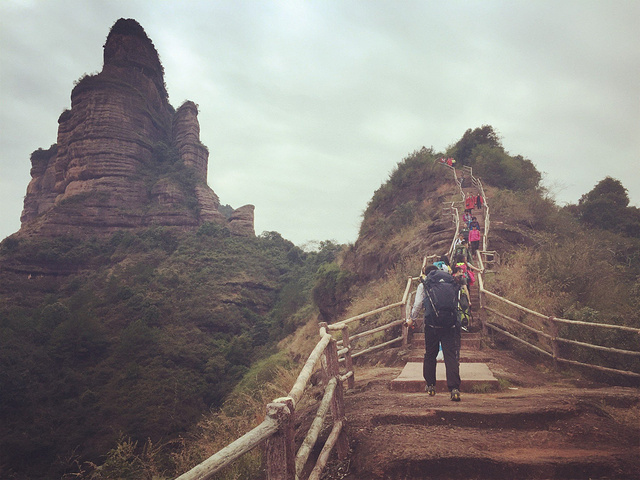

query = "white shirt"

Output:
[[411, 282, 426, 320]]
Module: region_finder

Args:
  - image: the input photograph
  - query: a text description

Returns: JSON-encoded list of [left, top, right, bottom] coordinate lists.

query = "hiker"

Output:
[[469, 216, 480, 231], [462, 212, 472, 226], [468, 225, 482, 256], [454, 254, 482, 288], [453, 238, 473, 264], [453, 234, 465, 252], [433, 254, 451, 273], [476, 194, 483, 209], [464, 194, 475, 214], [410, 265, 462, 401]]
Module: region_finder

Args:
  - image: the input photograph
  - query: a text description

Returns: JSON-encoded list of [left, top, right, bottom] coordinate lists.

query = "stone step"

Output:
[[390, 361, 499, 393]]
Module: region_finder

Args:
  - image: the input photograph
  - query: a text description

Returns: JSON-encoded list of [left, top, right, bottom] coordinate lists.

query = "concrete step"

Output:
[[390, 361, 499, 393]]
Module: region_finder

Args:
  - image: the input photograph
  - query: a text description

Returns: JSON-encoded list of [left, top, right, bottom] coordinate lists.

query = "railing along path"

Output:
[[175, 163, 639, 480]]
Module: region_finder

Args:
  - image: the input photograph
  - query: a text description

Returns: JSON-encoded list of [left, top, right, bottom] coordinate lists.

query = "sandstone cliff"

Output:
[[19, 18, 253, 239]]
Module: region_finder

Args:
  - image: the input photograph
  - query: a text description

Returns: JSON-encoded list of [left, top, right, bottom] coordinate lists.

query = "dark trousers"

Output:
[[423, 324, 461, 391]]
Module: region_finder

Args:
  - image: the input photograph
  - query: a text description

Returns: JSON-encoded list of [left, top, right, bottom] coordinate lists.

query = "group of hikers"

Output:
[[406, 191, 485, 402], [438, 157, 456, 167]]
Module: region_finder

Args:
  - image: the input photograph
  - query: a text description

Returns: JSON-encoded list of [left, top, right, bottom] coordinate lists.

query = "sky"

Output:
[[1, 0, 639, 247]]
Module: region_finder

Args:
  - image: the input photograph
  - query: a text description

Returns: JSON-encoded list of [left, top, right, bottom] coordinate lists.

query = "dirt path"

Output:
[[315, 346, 639, 480]]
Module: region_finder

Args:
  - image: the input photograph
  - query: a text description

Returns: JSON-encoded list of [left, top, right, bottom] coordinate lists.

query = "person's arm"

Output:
[[467, 261, 482, 272], [409, 282, 425, 325]]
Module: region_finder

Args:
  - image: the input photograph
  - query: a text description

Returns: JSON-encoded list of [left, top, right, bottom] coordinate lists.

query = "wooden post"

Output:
[[479, 290, 487, 339], [324, 338, 349, 460], [318, 322, 330, 385], [341, 326, 355, 389], [549, 317, 559, 371], [264, 397, 295, 480]]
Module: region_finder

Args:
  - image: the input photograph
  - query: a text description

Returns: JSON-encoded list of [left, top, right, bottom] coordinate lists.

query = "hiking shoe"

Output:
[[451, 389, 461, 402], [426, 385, 436, 396]]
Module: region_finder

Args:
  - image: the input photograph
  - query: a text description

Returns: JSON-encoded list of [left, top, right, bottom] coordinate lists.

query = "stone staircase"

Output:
[[390, 329, 499, 393]]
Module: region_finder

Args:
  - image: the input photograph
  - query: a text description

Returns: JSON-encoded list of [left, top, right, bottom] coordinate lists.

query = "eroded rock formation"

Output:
[[19, 18, 253, 238]]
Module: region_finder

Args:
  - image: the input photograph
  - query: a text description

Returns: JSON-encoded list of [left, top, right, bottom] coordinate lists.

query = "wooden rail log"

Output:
[[328, 302, 404, 330], [175, 417, 279, 480], [289, 332, 332, 406], [295, 377, 337, 477], [307, 420, 344, 480], [555, 337, 640, 356], [349, 319, 405, 342], [485, 321, 552, 358], [351, 336, 404, 358], [556, 357, 640, 379], [484, 306, 553, 340]]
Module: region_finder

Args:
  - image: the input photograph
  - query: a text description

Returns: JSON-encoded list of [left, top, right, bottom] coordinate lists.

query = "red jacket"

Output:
[[469, 228, 482, 242], [465, 196, 475, 209]]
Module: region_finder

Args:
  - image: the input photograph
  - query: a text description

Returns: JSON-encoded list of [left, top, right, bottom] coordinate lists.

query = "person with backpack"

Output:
[[454, 254, 482, 283], [409, 265, 462, 401], [433, 254, 452, 273], [453, 238, 472, 264], [469, 216, 480, 231]]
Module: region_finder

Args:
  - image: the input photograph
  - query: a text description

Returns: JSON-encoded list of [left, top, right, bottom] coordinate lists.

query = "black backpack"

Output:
[[422, 270, 459, 328]]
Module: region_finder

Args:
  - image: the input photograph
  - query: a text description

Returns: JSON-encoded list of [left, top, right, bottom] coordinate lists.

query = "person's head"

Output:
[[440, 254, 450, 265], [472, 217, 477, 221], [455, 254, 465, 264], [423, 265, 438, 277], [423, 265, 438, 275]]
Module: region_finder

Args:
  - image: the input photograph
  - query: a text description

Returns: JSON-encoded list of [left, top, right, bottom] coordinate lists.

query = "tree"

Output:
[[576, 177, 639, 237], [450, 125, 502, 165], [579, 176, 629, 208]]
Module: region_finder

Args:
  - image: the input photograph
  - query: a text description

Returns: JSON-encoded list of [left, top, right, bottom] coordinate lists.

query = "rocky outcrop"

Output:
[[18, 18, 253, 239], [228, 205, 256, 237]]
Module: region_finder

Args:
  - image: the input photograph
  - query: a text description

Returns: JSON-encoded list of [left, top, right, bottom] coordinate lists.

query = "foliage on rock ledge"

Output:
[[0, 226, 342, 479]]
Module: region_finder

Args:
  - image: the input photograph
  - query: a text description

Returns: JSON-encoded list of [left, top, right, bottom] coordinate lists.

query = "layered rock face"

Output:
[[19, 18, 253, 238]]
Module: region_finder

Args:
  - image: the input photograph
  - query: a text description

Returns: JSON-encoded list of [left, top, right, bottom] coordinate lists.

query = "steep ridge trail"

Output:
[[320, 169, 640, 480]]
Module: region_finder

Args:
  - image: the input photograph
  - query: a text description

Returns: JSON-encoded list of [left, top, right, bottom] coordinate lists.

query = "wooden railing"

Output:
[[475, 251, 640, 379], [175, 325, 348, 480], [175, 274, 422, 480], [176, 165, 638, 480], [330, 276, 418, 380]]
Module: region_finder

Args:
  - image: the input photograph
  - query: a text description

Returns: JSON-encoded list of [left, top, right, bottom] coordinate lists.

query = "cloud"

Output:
[[1, 0, 638, 245]]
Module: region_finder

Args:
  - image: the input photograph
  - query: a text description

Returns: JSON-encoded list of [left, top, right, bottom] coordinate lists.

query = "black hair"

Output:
[[423, 265, 438, 275], [440, 254, 450, 265]]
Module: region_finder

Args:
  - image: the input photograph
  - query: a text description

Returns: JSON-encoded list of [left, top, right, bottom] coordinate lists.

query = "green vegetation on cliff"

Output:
[[0, 226, 341, 479]]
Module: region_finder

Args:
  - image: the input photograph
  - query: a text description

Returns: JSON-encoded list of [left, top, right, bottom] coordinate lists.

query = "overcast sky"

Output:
[[1, 0, 638, 247]]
